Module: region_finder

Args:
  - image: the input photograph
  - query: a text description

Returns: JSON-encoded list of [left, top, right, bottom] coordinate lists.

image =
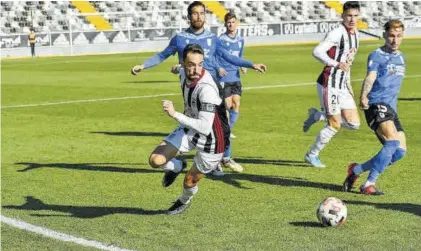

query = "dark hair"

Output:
[[183, 43, 204, 61], [343, 1, 360, 12], [384, 19, 405, 32], [224, 11, 237, 23], [187, 1, 206, 16]]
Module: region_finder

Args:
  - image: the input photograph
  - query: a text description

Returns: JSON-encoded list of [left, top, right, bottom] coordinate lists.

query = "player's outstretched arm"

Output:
[[312, 31, 340, 68], [216, 38, 266, 73], [131, 37, 177, 75], [360, 71, 377, 109], [162, 100, 215, 135]]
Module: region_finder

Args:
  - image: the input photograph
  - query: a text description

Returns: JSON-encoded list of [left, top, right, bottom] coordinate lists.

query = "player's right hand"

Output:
[[171, 64, 181, 74], [252, 64, 267, 73], [131, 65, 144, 75], [359, 96, 369, 110], [218, 68, 227, 77], [336, 62, 350, 72]]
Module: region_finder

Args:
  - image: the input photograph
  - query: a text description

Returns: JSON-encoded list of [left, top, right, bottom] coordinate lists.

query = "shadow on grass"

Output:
[[3, 196, 166, 218], [207, 173, 342, 191], [345, 200, 421, 217], [398, 97, 421, 101], [91, 131, 168, 137], [181, 155, 311, 168], [15, 162, 160, 174], [289, 221, 324, 228]]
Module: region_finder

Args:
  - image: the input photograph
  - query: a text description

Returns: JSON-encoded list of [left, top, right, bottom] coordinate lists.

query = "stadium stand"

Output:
[[1, 1, 420, 34]]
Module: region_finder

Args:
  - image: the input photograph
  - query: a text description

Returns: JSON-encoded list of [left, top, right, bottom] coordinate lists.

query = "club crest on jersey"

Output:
[[207, 39, 212, 46], [387, 64, 405, 76], [186, 39, 190, 44], [238, 42, 242, 48]]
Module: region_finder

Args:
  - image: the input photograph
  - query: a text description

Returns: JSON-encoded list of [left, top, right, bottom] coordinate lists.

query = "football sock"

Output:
[[223, 143, 232, 159], [389, 147, 406, 165], [229, 110, 239, 129], [162, 158, 183, 173], [179, 185, 198, 204], [366, 140, 400, 183], [308, 126, 338, 156]]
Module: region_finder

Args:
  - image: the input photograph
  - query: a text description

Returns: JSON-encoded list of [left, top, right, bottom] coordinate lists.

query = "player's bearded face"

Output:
[[184, 53, 204, 82], [189, 6, 205, 29], [342, 9, 359, 30], [385, 28, 404, 51]]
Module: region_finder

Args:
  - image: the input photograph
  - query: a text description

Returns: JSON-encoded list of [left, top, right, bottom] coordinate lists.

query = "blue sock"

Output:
[[367, 140, 400, 183], [389, 148, 406, 165], [229, 110, 239, 129], [223, 141, 232, 159]]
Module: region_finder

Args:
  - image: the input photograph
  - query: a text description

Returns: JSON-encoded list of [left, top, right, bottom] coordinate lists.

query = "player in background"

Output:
[[131, 1, 266, 80], [151, 44, 230, 214], [343, 20, 407, 195], [303, 1, 361, 168], [211, 11, 245, 176]]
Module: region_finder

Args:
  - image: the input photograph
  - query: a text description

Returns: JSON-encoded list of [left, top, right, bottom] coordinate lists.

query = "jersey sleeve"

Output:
[[199, 84, 222, 106], [215, 38, 253, 68], [312, 30, 341, 67], [143, 36, 178, 69], [239, 39, 245, 58], [367, 52, 380, 73]]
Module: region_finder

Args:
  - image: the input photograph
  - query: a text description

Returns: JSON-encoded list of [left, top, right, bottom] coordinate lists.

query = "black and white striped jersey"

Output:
[[179, 69, 230, 154], [315, 24, 360, 90]]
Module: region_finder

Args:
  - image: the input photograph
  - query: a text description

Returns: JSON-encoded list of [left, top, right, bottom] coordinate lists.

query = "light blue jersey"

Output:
[[143, 28, 252, 78], [367, 47, 405, 111], [217, 32, 245, 83]]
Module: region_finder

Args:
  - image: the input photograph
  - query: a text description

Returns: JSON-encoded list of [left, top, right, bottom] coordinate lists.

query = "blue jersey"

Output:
[[217, 32, 245, 83], [143, 28, 253, 78], [367, 48, 406, 111]]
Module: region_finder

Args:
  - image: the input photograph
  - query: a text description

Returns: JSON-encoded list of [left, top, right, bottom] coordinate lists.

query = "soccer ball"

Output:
[[316, 197, 347, 227]]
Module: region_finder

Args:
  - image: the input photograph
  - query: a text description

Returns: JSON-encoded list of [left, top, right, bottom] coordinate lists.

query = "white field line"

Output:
[[1, 56, 152, 67], [0, 215, 135, 251], [2, 75, 420, 109]]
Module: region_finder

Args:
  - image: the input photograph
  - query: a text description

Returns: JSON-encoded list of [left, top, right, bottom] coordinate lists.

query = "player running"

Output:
[[343, 20, 407, 195], [303, 1, 361, 168], [150, 44, 229, 214]]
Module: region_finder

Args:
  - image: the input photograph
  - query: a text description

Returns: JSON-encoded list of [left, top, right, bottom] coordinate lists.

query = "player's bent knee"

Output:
[[149, 154, 166, 168]]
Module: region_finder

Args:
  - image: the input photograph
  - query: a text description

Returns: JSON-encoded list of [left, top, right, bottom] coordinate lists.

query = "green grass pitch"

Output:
[[1, 39, 420, 250]]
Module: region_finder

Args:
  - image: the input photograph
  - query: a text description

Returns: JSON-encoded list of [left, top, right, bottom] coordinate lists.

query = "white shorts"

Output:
[[317, 84, 357, 116], [164, 126, 223, 174]]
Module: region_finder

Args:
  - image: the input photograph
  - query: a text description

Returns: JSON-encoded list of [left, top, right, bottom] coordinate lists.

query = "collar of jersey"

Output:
[[181, 28, 214, 39], [341, 23, 356, 35], [186, 69, 206, 88], [220, 32, 241, 43]]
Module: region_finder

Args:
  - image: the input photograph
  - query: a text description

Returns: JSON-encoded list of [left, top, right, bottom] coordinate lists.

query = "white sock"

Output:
[[308, 126, 338, 156], [363, 180, 375, 188], [179, 185, 198, 204], [314, 110, 327, 122], [162, 158, 182, 173]]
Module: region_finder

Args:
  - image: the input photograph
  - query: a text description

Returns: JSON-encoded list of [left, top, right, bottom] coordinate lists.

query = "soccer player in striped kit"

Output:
[[343, 20, 407, 195], [303, 1, 361, 168], [150, 44, 230, 214]]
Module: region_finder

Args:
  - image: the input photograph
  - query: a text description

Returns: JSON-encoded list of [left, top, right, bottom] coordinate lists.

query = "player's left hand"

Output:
[[252, 63, 267, 73], [241, 67, 247, 74], [162, 100, 176, 117], [218, 68, 227, 77]]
